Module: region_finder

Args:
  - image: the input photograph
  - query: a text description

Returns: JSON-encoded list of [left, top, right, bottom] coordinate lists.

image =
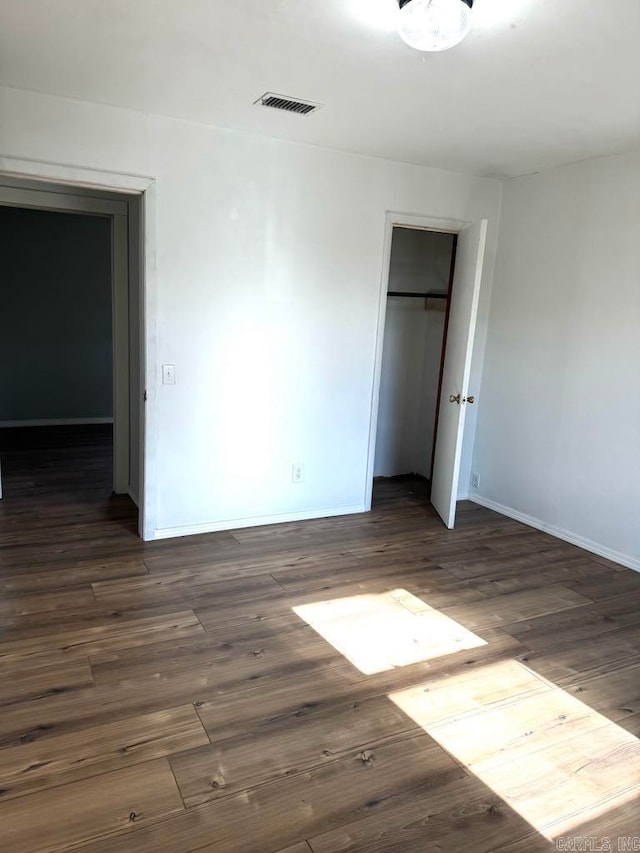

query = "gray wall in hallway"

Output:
[[0, 205, 112, 423]]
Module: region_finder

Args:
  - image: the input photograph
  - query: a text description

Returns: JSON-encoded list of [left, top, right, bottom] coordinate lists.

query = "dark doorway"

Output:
[[0, 206, 121, 521]]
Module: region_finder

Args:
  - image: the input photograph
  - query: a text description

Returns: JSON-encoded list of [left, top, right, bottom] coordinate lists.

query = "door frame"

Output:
[[364, 211, 473, 511], [0, 156, 157, 539]]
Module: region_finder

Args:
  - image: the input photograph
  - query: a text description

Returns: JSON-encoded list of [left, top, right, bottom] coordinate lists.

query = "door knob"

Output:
[[449, 394, 461, 404], [464, 396, 475, 404]]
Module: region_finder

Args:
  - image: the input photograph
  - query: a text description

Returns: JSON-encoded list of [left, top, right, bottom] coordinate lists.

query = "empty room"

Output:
[[0, 1, 638, 851]]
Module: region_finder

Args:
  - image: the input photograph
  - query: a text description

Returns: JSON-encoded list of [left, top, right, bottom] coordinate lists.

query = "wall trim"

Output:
[[0, 418, 114, 428], [470, 494, 640, 573], [153, 503, 366, 541], [0, 156, 153, 194]]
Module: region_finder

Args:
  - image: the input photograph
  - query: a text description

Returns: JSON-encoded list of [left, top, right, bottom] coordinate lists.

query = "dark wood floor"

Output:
[[0, 427, 639, 852]]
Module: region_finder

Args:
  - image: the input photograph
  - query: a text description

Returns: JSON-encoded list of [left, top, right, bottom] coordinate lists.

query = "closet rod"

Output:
[[387, 291, 448, 299]]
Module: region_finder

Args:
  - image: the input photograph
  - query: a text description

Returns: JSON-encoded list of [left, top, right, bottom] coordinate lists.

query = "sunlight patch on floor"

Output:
[[389, 659, 640, 840], [292, 589, 486, 675]]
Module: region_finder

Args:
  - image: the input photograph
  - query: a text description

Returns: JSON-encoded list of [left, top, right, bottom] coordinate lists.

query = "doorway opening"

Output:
[[367, 214, 487, 529], [0, 178, 144, 536], [372, 226, 457, 508]]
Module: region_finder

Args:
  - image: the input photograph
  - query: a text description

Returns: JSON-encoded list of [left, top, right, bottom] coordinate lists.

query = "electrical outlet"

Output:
[[292, 463, 305, 484], [472, 471, 480, 489]]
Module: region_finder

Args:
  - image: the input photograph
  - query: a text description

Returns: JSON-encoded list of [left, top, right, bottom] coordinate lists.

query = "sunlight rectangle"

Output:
[[389, 659, 640, 840], [293, 589, 486, 675]]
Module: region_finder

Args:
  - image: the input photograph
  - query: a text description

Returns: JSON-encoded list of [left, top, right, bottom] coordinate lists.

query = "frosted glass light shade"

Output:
[[398, 0, 473, 52]]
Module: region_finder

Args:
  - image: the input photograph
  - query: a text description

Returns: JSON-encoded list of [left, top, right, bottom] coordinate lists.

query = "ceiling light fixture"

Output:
[[398, 0, 474, 52]]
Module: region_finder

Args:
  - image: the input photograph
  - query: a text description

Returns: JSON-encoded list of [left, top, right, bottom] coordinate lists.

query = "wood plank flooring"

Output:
[[0, 427, 639, 852]]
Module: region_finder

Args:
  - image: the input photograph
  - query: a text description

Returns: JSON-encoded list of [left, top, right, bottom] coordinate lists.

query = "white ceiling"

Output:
[[1, 0, 639, 178]]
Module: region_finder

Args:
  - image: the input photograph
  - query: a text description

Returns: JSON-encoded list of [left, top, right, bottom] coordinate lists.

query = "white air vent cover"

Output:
[[255, 92, 322, 116]]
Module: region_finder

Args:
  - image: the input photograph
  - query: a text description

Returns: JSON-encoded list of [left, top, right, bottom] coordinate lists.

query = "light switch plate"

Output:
[[162, 364, 176, 385]]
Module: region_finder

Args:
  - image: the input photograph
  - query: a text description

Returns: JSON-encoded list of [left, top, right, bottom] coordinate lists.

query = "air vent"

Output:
[[255, 92, 322, 116]]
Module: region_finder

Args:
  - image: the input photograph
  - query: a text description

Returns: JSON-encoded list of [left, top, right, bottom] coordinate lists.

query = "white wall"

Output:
[[0, 205, 112, 424], [472, 150, 640, 569], [374, 228, 453, 478], [0, 85, 502, 538]]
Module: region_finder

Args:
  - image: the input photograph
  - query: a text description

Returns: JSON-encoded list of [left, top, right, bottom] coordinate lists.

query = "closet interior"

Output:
[[373, 226, 457, 497]]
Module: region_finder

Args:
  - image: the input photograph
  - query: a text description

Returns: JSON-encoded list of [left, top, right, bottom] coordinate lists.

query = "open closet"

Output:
[[373, 226, 457, 494]]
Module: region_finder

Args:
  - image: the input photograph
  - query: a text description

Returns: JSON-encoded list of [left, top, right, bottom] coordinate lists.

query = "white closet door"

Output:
[[431, 219, 487, 528]]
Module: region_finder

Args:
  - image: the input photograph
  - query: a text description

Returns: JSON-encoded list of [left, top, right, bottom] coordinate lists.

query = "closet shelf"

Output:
[[387, 291, 448, 300]]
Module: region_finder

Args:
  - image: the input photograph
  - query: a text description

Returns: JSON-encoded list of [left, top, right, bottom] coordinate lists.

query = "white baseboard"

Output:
[[0, 418, 114, 428], [458, 491, 470, 501], [153, 503, 367, 541], [471, 493, 640, 573]]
